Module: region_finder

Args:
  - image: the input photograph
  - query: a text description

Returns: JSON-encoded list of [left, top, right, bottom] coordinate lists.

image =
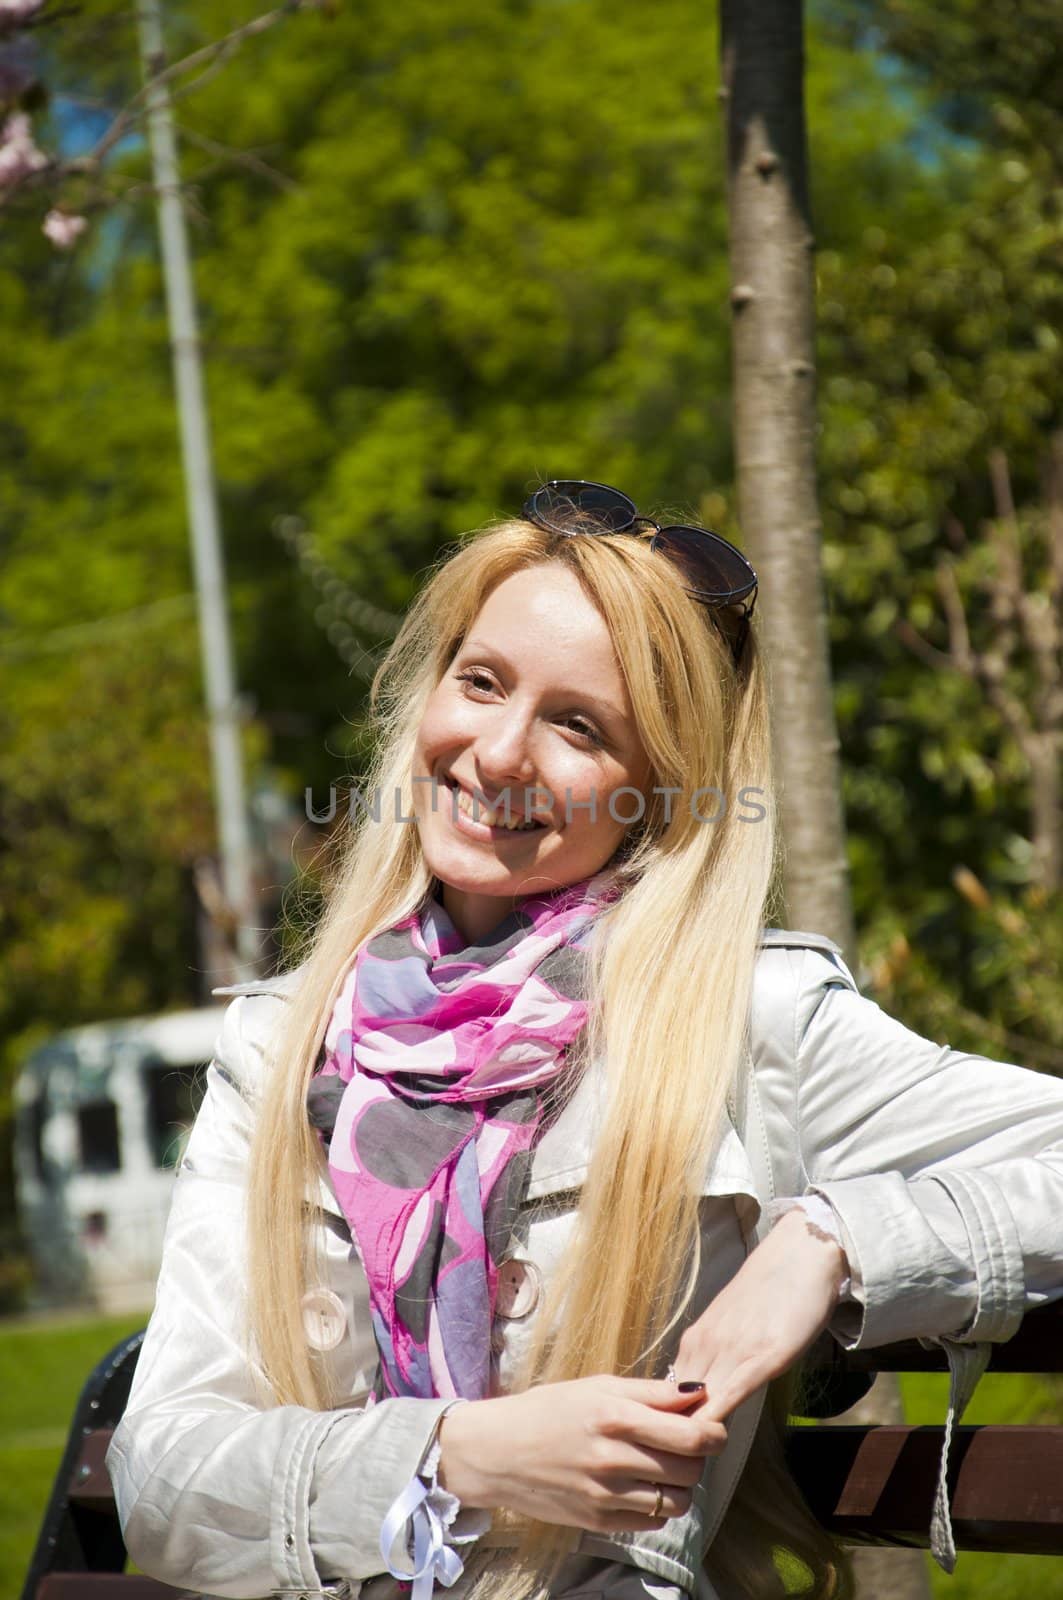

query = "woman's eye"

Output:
[[564, 716, 603, 747], [457, 669, 495, 694]]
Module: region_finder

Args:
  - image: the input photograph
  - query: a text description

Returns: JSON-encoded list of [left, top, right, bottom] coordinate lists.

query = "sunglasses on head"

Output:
[[520, 479, 758, 667]]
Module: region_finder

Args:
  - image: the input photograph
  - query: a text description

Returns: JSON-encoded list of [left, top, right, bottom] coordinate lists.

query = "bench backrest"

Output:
[[21, 1303, 1063, 1596]]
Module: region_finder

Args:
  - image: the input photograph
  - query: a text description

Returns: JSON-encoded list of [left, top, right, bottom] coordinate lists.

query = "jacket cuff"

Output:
[[307, 1397, 466, 1585], [803, 1171, 979, 1350], [918, 1168, 1026, 1343], [379, 1401, 492, 1599], [413, 1406, 493, 1551]]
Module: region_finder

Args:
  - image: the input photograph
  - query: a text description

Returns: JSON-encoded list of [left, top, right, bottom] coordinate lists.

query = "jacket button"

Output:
[[494, 1257, 542, 1320], [301, 1288, 348, 1351]]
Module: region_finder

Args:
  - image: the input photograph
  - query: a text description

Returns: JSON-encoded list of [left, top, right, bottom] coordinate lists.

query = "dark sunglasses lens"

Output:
[[530, 481, 637, 533], [652, 526, 757, 605]]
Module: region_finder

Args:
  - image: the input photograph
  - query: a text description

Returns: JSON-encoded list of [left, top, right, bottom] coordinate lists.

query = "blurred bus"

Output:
[[13, 1005, 227, 1313]]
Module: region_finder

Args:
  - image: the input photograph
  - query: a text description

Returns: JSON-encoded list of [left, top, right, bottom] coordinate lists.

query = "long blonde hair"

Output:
[[244, 516, 852, 1600]]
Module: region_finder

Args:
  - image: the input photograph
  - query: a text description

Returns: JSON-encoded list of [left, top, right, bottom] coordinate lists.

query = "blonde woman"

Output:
[[107, 481, 1063, 1600]]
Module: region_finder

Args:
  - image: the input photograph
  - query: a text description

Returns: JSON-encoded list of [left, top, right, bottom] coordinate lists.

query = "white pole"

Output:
[[136, 0, 260, 978]]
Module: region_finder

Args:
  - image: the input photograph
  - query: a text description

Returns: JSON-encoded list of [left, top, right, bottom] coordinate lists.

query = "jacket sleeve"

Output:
[[790, 950, 1063, 1353], [104, 993, 459, 1600]]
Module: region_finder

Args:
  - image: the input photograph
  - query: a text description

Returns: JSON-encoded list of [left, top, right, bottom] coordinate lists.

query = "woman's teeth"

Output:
[[451, 782, 542, 831]]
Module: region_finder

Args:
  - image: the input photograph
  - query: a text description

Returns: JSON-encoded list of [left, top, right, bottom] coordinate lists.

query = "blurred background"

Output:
[[0, 1, 1060, 1593]]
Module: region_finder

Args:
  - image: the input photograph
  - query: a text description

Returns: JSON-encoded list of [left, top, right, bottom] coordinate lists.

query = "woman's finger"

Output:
[[692, 1349, 790, 1423], [591, 1439, 707, 1490], [594, 1478, 695, 1528], [613, 1397, 728, 1459], [606, 1377, 708, 1410]]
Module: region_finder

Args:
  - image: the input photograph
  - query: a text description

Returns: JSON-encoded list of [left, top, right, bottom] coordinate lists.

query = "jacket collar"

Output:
[[216, 926, 841, 1214]]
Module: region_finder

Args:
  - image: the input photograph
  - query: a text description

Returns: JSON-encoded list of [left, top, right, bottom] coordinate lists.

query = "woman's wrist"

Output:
[[435, 1395, 505, 1509], [771, 1203, 850, 1298]]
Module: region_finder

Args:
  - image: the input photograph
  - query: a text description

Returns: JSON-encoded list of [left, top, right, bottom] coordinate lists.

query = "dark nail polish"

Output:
[[677, 1380, 706, 1394]]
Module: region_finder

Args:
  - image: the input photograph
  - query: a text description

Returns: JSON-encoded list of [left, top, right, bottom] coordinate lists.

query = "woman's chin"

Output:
[[418, 815, 550, 888], [427, 856, 543, 898], [423, 836, 570, 896]]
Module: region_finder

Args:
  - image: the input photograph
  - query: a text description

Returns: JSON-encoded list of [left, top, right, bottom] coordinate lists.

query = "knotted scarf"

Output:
[[306, 869, 617, 1402]]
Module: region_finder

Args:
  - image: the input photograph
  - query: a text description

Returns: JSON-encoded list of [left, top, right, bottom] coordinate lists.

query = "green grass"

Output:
[[1, 1315, 1060, 1599], [0, 1307, 150, 1600]]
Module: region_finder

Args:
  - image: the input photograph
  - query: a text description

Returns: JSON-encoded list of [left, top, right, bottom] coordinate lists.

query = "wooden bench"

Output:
[[789, 1299, 1063, 1554], [21, 1304, 1063, 1597]]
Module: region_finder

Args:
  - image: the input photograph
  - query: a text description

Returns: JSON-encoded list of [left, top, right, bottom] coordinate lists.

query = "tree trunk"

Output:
[[719, 5, 931, 1597], [719, 0, 854, 969], [1029, 734, 1062, 894]]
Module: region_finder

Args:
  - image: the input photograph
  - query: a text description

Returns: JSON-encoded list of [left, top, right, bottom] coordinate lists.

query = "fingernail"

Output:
[[677, 1380, 706, 1394]]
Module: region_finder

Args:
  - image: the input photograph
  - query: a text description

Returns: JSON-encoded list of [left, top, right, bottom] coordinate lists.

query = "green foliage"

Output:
[[821, 0, 1063, 162], [1, 0, 1059, 1241], [812, 0, 1063, 1059], [863, 885, 1063, 1072]]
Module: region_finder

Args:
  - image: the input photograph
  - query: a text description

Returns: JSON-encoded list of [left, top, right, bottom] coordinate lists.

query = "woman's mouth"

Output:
[[439, 775, 549, 840]]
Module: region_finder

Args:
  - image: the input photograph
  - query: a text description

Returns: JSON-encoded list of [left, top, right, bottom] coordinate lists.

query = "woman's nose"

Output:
[[474, 710, 537, 788]]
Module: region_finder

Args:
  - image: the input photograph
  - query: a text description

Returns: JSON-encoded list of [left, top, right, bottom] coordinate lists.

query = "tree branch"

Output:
[[934, 557, 973, 668], [894, 617, 953, 670], [1049, 432, 1063, 608], [176, 124, 298, 193], [0, 0, 324, 209], [903, 452, 1063, 891], [900, 558, 1033, 748], [988, 449, 1061, 716]]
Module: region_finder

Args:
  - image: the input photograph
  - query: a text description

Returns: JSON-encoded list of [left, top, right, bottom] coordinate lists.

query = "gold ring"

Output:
[[652, 1485, 664, 1518]]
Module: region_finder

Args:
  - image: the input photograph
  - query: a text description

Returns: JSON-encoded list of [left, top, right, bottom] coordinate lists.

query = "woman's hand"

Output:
[[675, 1206, 849, 1422], [436, 1375, 727, 1533]]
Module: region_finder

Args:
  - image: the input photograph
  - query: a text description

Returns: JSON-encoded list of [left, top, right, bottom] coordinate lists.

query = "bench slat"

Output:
[[68, 1420, 1063, 1553], [67, 1430, 119, 1514], [804, 1299, 1063, 1376], [787, 1424, 1063, 1555], [38, 1580, 190, 1598]]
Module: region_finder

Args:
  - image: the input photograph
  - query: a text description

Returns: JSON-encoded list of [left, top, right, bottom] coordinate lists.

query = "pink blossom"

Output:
[[0, 0, 45, 30], [42, 207, 86, 248], [0, 110, 46, 187]]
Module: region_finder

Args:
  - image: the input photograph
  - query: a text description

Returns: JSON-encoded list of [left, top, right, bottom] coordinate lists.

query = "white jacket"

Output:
[[106, 932, 1063, 1600]]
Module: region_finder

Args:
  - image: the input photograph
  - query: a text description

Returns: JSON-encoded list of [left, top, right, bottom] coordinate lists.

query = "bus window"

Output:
[[27, 1094, 47, 1179], [77, 1100, 121, 1174], [143, 1060, 209, 1169]]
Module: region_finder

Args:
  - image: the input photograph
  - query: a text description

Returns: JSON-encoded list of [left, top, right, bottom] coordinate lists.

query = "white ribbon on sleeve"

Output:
[[380, 1474, 467, 1600]]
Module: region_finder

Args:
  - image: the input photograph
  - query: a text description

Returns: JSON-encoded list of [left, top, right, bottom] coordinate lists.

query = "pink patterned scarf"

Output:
[[306, 869, 618, 1401]]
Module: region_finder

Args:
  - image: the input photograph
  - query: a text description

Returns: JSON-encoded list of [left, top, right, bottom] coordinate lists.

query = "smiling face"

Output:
[[412, 562, 652, 943]]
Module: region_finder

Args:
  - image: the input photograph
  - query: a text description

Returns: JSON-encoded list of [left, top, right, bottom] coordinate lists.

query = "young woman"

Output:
[[107, 481, 1063, 1600]]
